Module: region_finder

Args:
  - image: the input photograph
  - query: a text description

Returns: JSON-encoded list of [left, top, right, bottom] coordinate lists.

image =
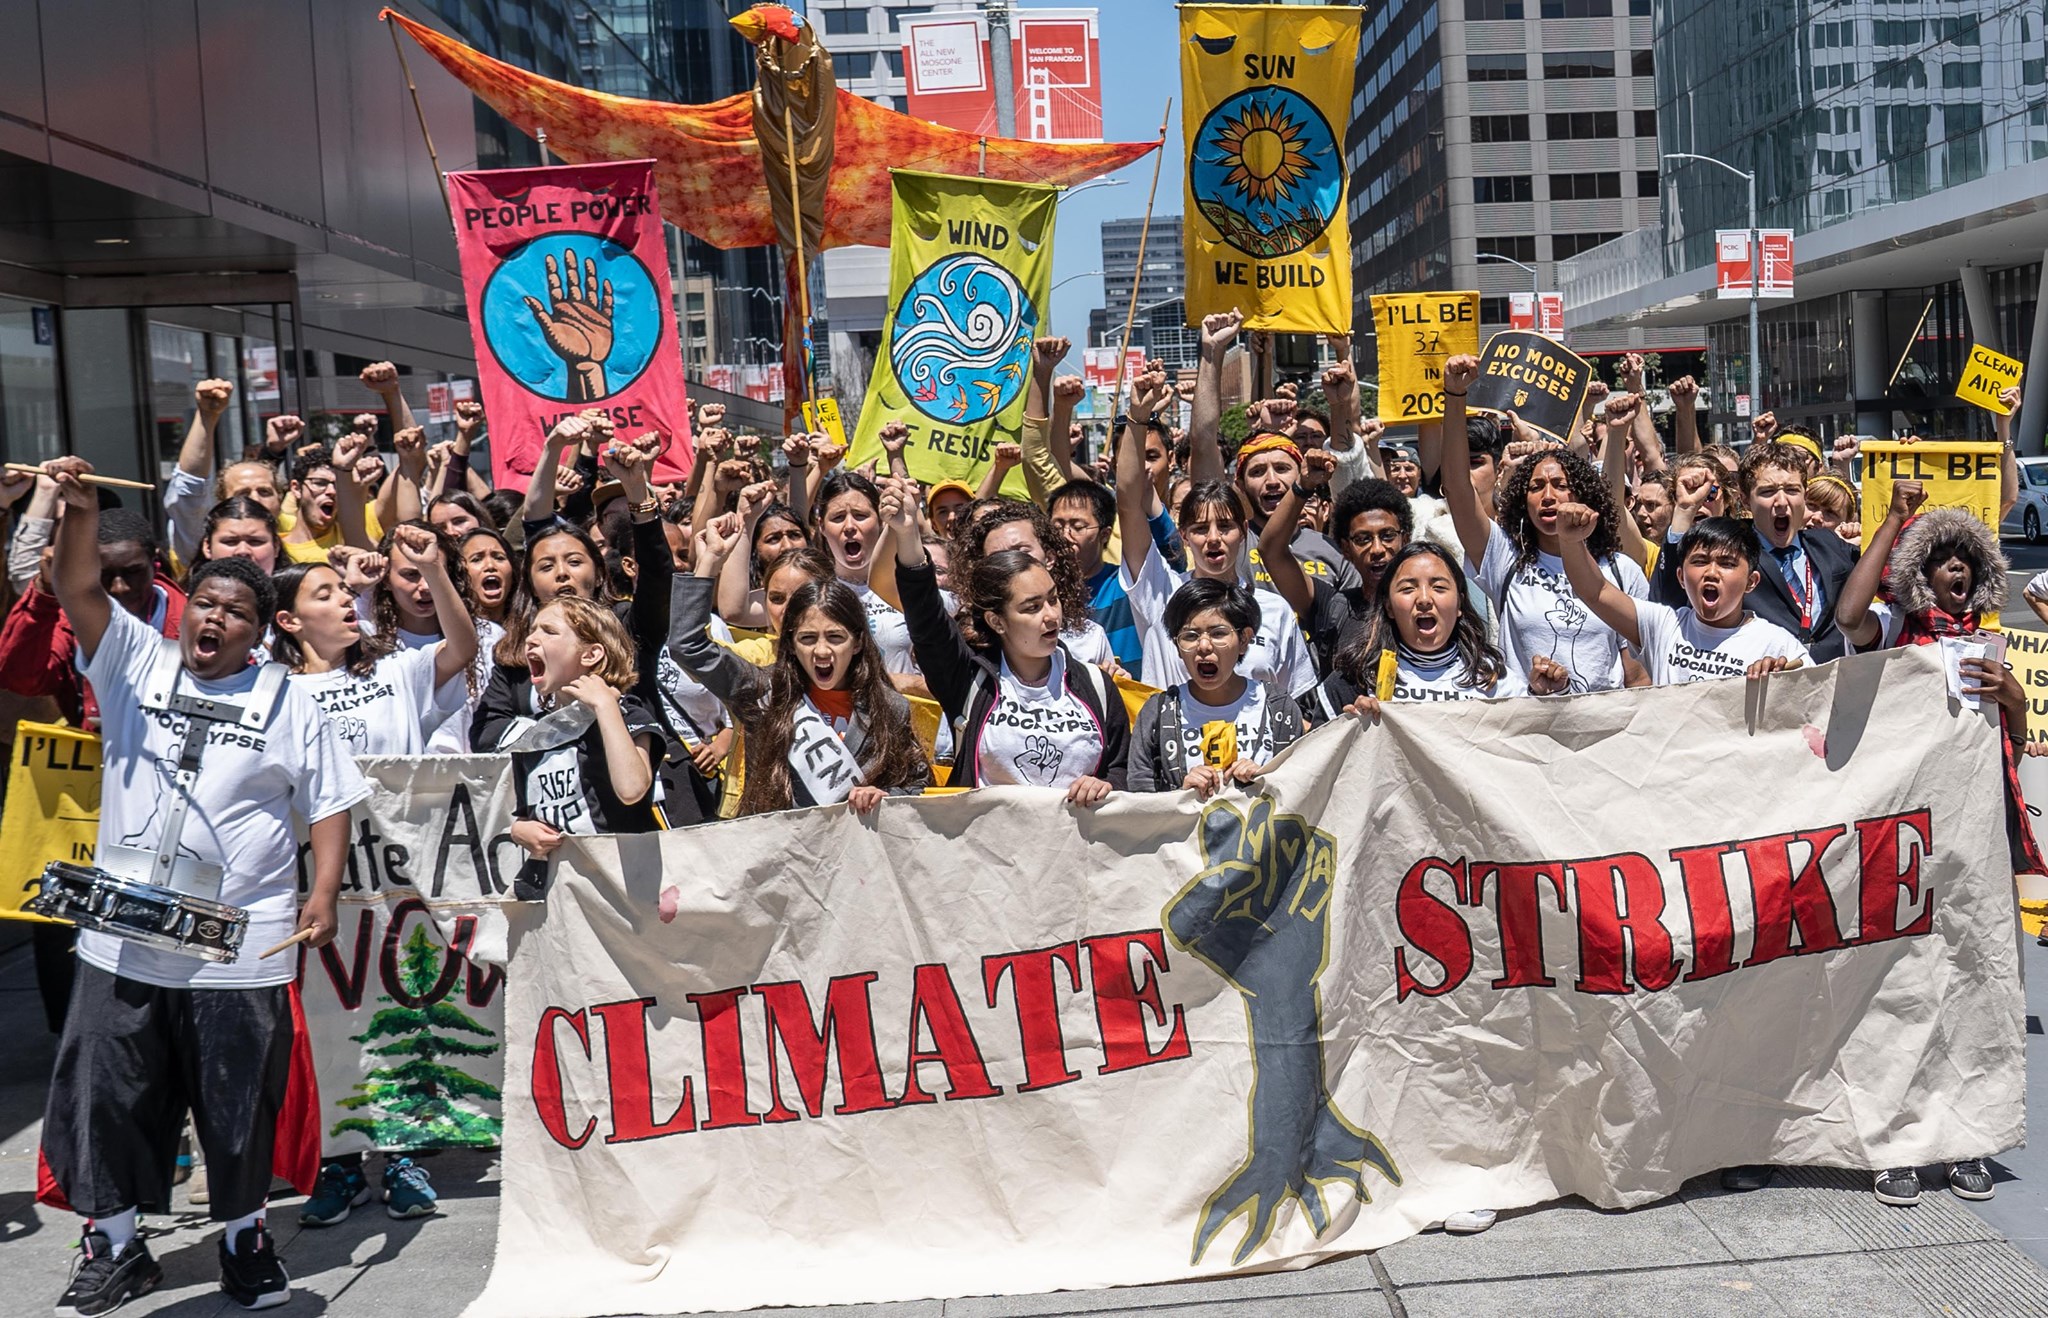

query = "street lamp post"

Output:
[[1476, 250, 1539, 304], [1665, 151, 1761, 438], [1057, 178, 1127, 205]]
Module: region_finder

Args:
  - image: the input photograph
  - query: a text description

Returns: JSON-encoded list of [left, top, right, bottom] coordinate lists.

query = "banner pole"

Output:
[[386, 18, 452, 220], [1108, 100, 1171, 424], [782, 101, 817, 411]]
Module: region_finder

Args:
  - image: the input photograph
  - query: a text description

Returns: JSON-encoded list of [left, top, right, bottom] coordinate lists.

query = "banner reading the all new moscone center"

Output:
[[468, 646, 2025, 1318]]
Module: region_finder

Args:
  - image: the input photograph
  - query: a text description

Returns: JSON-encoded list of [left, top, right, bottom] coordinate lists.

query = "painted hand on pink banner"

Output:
[[524, 250, 616, 402]]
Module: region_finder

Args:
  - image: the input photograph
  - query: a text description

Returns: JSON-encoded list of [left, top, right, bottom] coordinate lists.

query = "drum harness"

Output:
[[113, 639, 292, 902]]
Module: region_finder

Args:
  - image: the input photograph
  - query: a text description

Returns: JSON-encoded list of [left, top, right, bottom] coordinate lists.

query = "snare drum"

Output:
[[26, 862, 249, 963]]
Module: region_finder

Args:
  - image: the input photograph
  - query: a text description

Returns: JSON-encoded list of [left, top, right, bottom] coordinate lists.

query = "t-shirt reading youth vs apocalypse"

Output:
[[1633, 602, 1807, 685], [81, 606, 370, 990]]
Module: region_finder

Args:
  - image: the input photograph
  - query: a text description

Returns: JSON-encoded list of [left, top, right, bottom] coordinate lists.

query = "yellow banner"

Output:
[[1181, 4, 1361, 333], [849, 170, 1052, 497], [1372, 293, 1480, 423], [1956, 343, 2022, 414], [803, 397, 850, 452], [0, 721, 102, 923]]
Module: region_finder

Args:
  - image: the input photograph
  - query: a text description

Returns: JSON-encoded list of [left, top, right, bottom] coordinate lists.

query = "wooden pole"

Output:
[[782, 98, 816, 411], [387, 18, 452, 218], [1108, 100, 1172, 421]]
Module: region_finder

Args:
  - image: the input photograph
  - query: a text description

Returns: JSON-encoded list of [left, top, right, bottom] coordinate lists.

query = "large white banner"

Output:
[[293, 757, 519, 1157], [468, 647, 2027, 1318]]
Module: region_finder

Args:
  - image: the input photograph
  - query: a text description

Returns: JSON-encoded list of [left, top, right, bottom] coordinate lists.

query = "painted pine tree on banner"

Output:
[[332, 925, 503, 1148]]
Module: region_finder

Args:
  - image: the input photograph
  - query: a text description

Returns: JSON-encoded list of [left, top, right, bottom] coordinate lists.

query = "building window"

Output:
[[833, 50, 873, 80], [1472, 114, 1532, 142], [880, 49, 904, 78], [1465, 0, 1525, 18], [1474, 175, 1536, 203], [1546, 111, 1619, 139], [1469, 54, 1529, 80], [1479, 296, 1512, 323], [1549, 171, 1622, 199], [1637, 169, 1659, 196], [887, 6, 934, 33], [1553, 232, 1621, 259], [1540, 0, 1612, 16], [1943, 16, 1980, 44], [821, 9, 867, 36], [1629, 0, 1650, 12], [1874, 58, 1927, 90], [1630, 49, 1654, 77], [1544, 51, 1615, 79], [1942, 61, 1982, 89], [1634, 109, 1656, 138], [1479, 235, 1538, 262]]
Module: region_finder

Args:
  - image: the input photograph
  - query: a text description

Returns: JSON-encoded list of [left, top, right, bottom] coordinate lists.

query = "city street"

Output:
[[4, 908, 2043, 1318]]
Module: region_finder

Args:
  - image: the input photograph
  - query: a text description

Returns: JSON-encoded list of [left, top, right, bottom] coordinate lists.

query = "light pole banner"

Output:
[[468, 646, 2024, 1318], [448, 160, 693, 491], [1180, 4, 1360, 333], [848, 169, 1056, 497]]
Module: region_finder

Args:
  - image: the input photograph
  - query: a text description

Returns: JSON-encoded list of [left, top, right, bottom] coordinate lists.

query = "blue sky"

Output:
[[1045, 0, 1184, 369]]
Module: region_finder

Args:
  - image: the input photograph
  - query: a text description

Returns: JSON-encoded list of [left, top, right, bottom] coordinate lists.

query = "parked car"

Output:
[[2002, 457, 2048, 543]]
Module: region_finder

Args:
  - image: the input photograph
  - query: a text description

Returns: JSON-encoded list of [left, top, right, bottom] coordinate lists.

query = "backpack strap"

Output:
[[1157, 686, 1189, 780]]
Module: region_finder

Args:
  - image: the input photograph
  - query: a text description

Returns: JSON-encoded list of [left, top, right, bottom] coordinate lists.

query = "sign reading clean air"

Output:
[[1956, 343, 2022, 415]]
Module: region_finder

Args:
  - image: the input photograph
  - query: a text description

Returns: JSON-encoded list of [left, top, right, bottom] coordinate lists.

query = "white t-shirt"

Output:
[[976, 650, 1104, 789], [1389, 641, 1528, 702], [1121, 547, 1317, 696], [654, 641, 731, 745], [1847, 600, 1907, 654], [289, 644, 444, 756], [421, 619, 504, 754], [80, 607, 370, 988], [847, 578, 916, 674], [1181, 681, 1276, 765], [939, 587, 1116, 670], [1633, 602, 1808, 685], [1475, 521, 1648, 693]]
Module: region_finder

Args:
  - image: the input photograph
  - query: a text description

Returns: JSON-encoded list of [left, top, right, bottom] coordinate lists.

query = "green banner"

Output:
[[850, 169, 1056, 495]]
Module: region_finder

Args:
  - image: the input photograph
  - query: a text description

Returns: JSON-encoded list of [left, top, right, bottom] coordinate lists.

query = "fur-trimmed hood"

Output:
[[1888, 507, 2007, 616]]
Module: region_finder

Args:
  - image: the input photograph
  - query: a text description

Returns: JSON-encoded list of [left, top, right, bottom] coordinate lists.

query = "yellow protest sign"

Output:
[[2007, 628, 2048, 744], [0, 722, 102, 923], [1956, 344, 2022, 415], [1372, 292, 1480, 422], [1857, 441, 2002, 549], [803, 397, 850, 452], [1181, 4, 1361, 333], [1859, 440, 2003, 629]]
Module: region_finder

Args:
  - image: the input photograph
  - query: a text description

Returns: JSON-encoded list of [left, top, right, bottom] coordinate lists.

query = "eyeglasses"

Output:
[[1050, 518, 1099, 535], [298, 475, 336, 491], [1345, 530, 1402, 548], [1173, 624, 1239, 649]]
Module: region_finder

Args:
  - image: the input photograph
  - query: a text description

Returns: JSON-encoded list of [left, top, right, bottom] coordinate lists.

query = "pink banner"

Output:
[[449, 160, 692, 490]]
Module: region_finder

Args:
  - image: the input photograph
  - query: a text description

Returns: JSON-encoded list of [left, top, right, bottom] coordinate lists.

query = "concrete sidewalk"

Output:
[[3, 928, 2044, 1318]]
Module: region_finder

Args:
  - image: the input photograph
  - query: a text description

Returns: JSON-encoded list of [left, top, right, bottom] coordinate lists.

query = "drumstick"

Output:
[[5, 462, 155, 491], [260, 928, 318, 959]]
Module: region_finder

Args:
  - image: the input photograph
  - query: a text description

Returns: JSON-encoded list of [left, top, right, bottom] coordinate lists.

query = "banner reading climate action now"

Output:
[[449, 160, 692, 490], [469, 646, 2023, 1318]]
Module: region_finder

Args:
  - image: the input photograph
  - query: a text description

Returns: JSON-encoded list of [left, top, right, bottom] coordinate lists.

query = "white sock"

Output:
[[92, 1208, 138, 1254], [224, 1208, 263, 1252]]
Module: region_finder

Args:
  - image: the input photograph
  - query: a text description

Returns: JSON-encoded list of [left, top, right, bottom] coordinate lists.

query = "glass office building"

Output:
[[1564, 0, 2048, 444]]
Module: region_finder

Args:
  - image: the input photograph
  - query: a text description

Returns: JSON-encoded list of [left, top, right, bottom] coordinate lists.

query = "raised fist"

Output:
[[194, 378, 235, 421], [1053, 375, 1086, 404]]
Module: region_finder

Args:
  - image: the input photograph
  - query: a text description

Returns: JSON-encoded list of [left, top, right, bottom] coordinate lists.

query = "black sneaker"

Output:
[[1719, 1165, 1774, 1192], [57, 1230, 162, 1317], [1947, 1159, 1996, 1200], [1874, 1167, 1922, 1206], [218, 1224, 291, 1310]]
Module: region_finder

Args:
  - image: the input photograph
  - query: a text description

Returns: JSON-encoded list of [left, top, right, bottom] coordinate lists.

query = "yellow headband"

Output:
[[1777, 432, 1824, 464], [1235, 432, 1302, 476]]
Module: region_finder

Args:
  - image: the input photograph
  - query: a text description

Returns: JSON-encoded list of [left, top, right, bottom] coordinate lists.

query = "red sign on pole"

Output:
[[902, 9, 1104, 143], [448, 159, 693, 490], [1716, 229, 1795, 300], [1508, 292, 1564, 338]]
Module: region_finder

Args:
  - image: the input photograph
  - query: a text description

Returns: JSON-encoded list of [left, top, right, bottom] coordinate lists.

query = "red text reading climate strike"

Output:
[[1394, 809, 1937, 999], [532, 930, 1190, 1149]]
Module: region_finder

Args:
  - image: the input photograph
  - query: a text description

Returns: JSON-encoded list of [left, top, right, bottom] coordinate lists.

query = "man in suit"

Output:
[[1653, 440, 1857, 661]]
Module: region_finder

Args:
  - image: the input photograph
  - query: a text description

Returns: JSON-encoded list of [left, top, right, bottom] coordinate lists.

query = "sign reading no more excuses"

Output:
[[1466, 330, 1593, 443]]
